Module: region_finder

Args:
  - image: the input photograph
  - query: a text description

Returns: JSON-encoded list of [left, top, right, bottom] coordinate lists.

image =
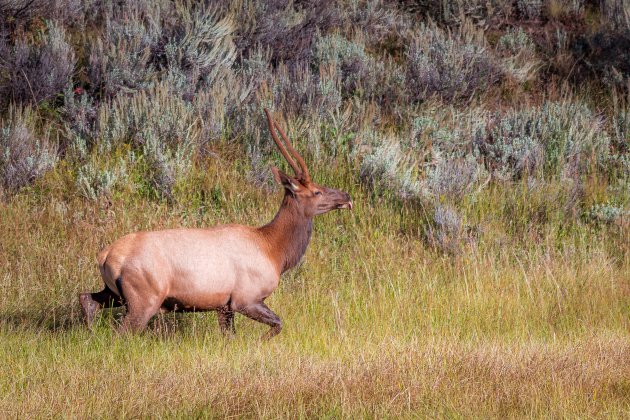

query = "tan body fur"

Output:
[[98, 226, 280, 313]]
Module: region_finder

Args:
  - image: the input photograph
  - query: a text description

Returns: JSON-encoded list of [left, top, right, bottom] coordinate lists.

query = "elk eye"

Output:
[[315, 191, 322, 196]]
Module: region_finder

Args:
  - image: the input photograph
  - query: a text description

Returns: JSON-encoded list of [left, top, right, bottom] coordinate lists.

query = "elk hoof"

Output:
[[79, 293, 98, 329]]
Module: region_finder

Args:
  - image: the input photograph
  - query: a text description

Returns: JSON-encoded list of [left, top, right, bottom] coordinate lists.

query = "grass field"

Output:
[[1, 0, 630, 417], [1, 162, 628, 417]]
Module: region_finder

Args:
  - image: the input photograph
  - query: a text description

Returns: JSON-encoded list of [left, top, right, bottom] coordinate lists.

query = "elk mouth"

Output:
[[336, 201, 353, 210]]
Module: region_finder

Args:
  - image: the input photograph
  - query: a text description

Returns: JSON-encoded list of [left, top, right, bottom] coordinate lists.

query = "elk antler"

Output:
[[272, 120, 310, 183], [264, 109, 310, 182]]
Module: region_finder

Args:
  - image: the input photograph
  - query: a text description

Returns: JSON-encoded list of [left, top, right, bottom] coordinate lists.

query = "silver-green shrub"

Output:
[[480, 102, 610, 180], [276, 63, 343, 117], [498, 27, 535, 55], [358, 106, 489, 202], [482, 110, 544, 179], [0, 0, 83, 28], [608, 100, 630, 181], [517, 0, 542, 19], [0, 21, 75, 107], [550, 0, 585, 16], [358, 99, 610, 201], [426, 204, 467, 255], [76, 158, 127, 200], [406, 23, 502, 102], [423, 156, 483, 201], [497, 27, 539, 81], [409, 0, 512, 24], [89, 1, 236, 98], [233, 0, 340, 65], [89, 11, 160, 97], [314, 33, 381, 97], [611, 101, 630, 153], [0, 105, 57, 193], [62, 87, 97, 160], [586, 202, 629, 224], [410, 108, 488, 201], [345, 0, 410, 47], [600, 0, 630, 30], [161, 4, 236, 97], [97, 83, 200, 198], [359, 135, 420, 199]]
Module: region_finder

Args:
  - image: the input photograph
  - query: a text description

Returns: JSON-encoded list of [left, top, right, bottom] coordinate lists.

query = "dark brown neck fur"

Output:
[[258, 192, 313, 274]]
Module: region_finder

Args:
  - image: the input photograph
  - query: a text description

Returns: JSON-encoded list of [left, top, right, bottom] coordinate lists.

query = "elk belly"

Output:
[[157, 227, 278, 311]]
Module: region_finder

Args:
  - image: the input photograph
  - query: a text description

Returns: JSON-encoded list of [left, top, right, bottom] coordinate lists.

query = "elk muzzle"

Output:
[[333, 191, 353, 210]]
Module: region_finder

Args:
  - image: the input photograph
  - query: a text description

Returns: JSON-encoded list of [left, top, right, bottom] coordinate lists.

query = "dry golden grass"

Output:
[[2, 331, 629, 418], [0, 164, 629, 418]]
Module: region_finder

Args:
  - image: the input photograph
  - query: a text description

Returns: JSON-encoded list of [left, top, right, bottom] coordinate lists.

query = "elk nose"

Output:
[[344, 192, 353, 210]]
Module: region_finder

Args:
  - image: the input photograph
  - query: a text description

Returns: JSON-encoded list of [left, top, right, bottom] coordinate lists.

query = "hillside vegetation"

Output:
[[0, 0, 629, 417]]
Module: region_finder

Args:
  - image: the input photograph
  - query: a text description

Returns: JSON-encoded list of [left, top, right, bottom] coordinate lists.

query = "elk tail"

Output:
[[115, 277, 125, 304]]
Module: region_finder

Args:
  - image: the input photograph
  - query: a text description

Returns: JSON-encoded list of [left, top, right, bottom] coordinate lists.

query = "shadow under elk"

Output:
[[79, 109, 353, 339]]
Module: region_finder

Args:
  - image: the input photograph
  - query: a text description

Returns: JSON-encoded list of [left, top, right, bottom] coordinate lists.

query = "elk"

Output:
[[79, 109, 352, 339]]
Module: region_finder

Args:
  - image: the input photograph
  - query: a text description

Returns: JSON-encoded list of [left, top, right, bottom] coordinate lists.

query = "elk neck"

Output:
[[258, 192, 313, 274]]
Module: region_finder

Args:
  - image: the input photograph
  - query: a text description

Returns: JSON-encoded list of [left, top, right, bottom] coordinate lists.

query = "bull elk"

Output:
[[79, 109, 352, 339]]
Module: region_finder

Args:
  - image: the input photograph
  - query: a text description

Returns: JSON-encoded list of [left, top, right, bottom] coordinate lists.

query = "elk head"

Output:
[[264, 109, 352, 217]]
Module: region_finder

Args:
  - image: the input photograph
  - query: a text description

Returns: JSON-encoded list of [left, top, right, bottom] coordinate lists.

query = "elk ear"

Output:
[[271, 166, 301, 192]]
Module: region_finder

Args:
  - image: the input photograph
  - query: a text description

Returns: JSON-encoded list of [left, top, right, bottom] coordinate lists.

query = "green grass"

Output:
[[0, 160, 628, 418]]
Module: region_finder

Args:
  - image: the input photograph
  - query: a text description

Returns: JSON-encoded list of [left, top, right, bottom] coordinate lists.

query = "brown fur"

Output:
[[258, 194, 314, 274]]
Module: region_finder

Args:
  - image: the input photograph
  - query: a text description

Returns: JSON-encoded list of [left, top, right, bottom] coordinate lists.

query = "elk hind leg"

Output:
[[118, 306, 159, 334], [118, 293, 161, 334], [79, 287, 123, 329], [217, 304, 235, 336], [237, 302, 282, 340], [115, 278, 161, 334]]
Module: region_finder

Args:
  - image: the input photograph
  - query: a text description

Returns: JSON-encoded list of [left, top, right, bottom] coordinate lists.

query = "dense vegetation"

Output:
[[0, 0, 628, 417]]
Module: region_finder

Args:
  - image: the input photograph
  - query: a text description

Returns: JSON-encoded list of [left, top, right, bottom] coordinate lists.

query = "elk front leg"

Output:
[[79, 288, 123, 329], [237, 302, 282, 340], [217, 305, 235, 336]]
